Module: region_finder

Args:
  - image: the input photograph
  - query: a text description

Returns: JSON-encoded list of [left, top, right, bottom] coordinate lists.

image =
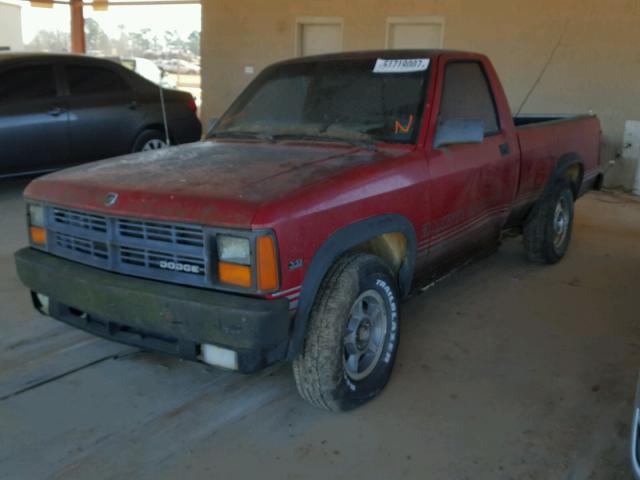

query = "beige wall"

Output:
[[0, 2, 24, 52], [202, 0, 640, 188]]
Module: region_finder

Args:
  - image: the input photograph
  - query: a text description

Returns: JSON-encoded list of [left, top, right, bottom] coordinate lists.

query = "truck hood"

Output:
[[25, 140, 406, 227]]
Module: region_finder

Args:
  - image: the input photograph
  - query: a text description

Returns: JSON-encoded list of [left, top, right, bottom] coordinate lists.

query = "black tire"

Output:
[[524, 180, 575, 264], [292, 253, 400, 412], [131, 129, 168, 152]]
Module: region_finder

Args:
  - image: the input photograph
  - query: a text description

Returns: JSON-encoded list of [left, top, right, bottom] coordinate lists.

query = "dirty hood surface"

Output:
[[25, 140, 402, 227]]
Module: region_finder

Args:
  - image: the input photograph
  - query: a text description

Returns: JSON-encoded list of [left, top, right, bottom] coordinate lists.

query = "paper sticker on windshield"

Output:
[[373, 58, 430, 73]]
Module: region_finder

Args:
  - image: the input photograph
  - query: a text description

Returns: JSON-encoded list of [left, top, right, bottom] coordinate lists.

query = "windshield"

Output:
[[210, 58, 430, 145]]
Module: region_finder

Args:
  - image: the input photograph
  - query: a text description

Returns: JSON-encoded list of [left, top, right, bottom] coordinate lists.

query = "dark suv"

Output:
[[0, 53, 202, 178]]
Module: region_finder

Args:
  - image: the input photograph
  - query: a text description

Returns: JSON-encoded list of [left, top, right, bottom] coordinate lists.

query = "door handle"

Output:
[[47, 107, 65, 117], [499, 143, 510, 156]]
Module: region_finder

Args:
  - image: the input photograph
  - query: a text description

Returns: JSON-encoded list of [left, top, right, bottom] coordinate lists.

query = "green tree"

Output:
[[163, 29, 185, 51], [27, 30, 70, 53], [129, 28, 152, 55], [187, 30, 200, 56], [112, 24, 131, 57], [84, 18, 110, 53]]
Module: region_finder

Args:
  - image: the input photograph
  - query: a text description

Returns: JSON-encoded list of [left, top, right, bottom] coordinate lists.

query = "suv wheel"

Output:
[[293, 253, 400, 411], [524, 180, 575, 264]]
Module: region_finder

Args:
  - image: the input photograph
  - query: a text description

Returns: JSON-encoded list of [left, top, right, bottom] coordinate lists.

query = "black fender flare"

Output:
[[547, 153, 584, 198], [286, 214, 417, 359], [525, 153, 585, 225]]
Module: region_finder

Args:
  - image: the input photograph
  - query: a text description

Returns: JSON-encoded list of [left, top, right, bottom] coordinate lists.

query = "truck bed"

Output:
[[513, 114, 602, 209], [514, 114, 588, 127]]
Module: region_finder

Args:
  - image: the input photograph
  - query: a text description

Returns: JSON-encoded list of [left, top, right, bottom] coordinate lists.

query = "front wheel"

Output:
[[292, 253, 400, 412], [524, 180, 575, 264]]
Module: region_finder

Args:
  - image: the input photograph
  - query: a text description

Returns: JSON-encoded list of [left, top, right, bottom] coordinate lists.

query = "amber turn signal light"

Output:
[[257, 235, 278, 291], [218, 261, 252, 288], [30, 226, 47, 245]]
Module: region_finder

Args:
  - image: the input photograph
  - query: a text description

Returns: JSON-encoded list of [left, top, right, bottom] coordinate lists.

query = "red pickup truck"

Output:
[[15, 50, 602, 411]]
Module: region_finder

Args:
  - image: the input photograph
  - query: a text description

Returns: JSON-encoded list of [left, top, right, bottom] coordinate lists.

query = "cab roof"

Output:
[[274, 49, 478, 66]]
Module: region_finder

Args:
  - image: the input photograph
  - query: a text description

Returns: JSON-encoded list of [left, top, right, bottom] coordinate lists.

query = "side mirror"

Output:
[[434, 119, 484, 148]]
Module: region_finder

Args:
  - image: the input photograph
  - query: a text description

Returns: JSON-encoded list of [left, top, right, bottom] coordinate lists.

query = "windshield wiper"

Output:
[[209, 131, 275, 142], [271, 133, 377, 151]]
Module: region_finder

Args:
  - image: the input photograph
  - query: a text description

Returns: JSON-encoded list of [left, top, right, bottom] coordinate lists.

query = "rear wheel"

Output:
[[524, 180, 575, 264], [292, 253, 400, 412], [132, 129, 168, 152]]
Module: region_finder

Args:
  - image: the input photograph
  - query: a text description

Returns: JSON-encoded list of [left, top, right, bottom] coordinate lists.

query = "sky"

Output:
[[8, 1, 200, 43]]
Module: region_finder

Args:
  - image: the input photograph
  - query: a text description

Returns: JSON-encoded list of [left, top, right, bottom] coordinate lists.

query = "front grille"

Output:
[[117, 219, 204, 247], [55, 232, 109, 260], [120, 246, 205, 276], [53, 207, 107, 233], [46, 206, 209, 288]]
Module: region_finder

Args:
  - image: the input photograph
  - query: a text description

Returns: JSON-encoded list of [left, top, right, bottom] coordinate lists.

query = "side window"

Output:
[[0, 66, 56, 103], [438, 62, 499, 134], [66, 66, 127, 95]]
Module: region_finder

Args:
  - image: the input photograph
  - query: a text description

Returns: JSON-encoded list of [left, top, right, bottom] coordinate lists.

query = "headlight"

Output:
[[28, 204, 47, 246], [217, 235, 251, 265], [28, 204, 45, 227], [217, 235, 252, 288], [215, 233, 279, 292]]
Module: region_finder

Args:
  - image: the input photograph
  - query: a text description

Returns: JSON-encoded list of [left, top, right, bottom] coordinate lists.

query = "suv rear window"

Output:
[[66, 66, 127, 95], [0, 66, 56, 102]]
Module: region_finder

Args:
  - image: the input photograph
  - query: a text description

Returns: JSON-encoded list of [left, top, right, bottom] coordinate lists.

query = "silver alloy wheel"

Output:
[[343, 289, 388, 381], [552, 195, 570, 249], [141, 138, 168, 151]]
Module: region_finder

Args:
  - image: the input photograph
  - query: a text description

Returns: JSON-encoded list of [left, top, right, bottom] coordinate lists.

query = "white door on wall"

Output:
[[297, 18, 343, 57], [386, 17, 444, 49]]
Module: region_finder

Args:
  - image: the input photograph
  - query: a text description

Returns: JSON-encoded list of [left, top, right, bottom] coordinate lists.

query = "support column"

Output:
[[70, 0, 86, 53]]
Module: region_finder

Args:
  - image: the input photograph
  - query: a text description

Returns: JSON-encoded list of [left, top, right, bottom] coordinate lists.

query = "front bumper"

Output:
[[14, 248, 291, 373]]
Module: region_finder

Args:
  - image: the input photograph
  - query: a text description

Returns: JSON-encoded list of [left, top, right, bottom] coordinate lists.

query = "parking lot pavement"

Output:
[[1, 177, 639, 479]]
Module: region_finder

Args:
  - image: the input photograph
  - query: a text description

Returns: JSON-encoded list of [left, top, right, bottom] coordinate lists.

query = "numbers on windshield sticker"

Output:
[[373, 58, 430, 74]]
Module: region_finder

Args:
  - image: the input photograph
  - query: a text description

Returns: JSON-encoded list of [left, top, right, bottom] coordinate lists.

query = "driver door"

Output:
[[426, 60, 518, 276]]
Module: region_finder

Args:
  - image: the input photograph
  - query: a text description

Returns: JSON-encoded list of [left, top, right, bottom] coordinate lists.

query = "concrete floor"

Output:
[[1, 177, 639, 480]]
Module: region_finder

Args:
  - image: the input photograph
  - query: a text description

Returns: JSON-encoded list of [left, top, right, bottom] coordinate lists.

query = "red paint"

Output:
[[24, 51, 602, 297]]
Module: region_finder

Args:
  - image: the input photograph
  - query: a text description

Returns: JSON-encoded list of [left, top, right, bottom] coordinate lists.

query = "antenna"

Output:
[[158, 67, 171, 146], [515, 25, 567, 117]]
